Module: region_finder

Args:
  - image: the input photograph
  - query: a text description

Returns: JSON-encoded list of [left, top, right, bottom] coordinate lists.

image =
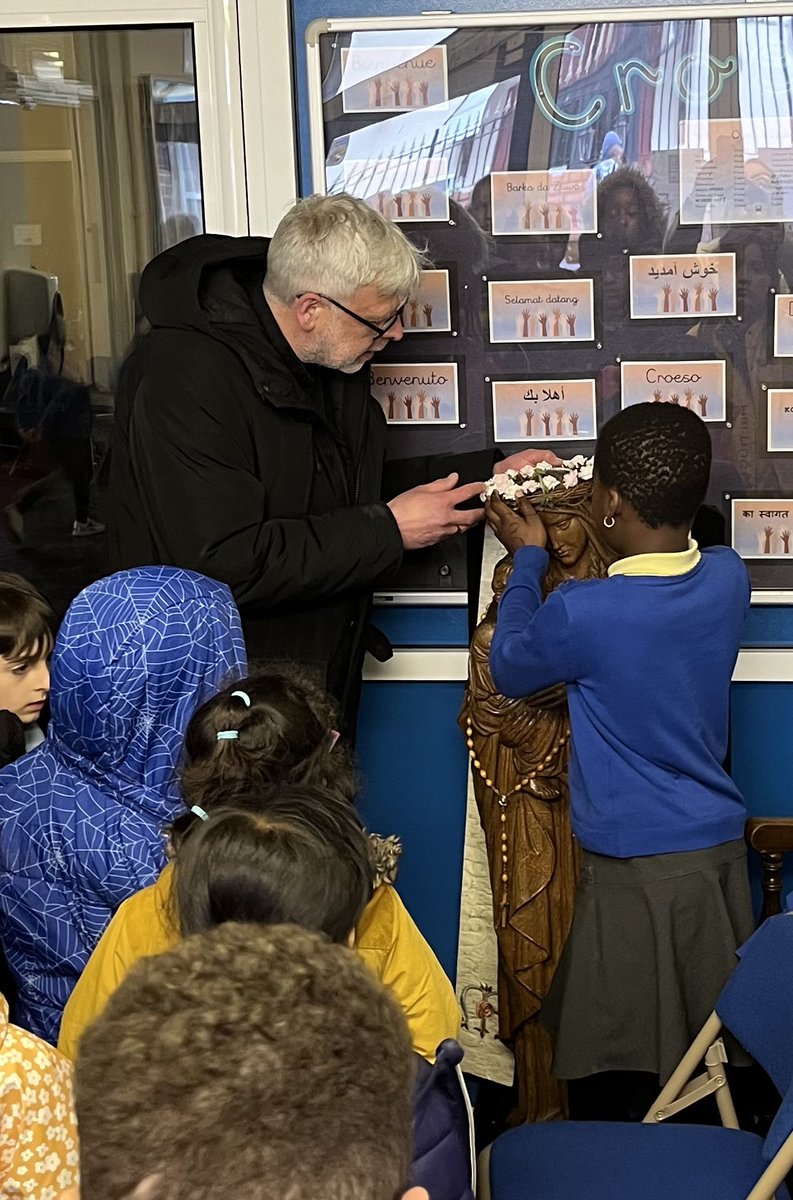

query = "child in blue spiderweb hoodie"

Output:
[[0, 566, 246, 1044], [486, 403, 753, 1100]]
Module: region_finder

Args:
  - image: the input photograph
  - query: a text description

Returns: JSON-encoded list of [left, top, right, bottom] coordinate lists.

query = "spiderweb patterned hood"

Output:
[[0, 566, 247, 1042]]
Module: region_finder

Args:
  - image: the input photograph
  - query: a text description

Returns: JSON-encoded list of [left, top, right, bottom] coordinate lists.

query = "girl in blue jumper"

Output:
[[486, 403, 753, 1100]]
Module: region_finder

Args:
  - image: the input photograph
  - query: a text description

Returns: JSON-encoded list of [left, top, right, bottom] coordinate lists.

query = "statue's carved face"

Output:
[[541, 509, 589, 569]]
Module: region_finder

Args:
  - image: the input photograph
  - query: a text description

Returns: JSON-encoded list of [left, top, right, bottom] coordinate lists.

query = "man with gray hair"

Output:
[[110, 193, 540, 728]]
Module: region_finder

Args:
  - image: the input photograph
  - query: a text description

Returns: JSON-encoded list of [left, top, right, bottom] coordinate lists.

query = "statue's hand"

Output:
[[529, 777, 563, 801], [486, 494, 548, 554]]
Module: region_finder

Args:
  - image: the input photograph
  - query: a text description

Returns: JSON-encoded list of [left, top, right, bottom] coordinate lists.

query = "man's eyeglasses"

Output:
[[297, 292, 405, 338]]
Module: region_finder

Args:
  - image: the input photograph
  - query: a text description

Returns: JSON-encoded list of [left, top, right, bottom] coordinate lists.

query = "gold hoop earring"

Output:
[[603, 515, 615, 528]]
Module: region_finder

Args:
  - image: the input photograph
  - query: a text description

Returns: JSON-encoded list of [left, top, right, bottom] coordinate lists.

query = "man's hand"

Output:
[[486, 494, 548, 554], [494, 449, 562, 473], [387, 473, 485, 550]]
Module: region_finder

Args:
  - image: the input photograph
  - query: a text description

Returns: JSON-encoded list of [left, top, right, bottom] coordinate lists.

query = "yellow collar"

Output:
[[608, 538, 701, 578]]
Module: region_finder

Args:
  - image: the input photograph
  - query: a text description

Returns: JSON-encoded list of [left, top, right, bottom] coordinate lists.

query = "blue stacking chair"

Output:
[[479, 912, 793, 1200]]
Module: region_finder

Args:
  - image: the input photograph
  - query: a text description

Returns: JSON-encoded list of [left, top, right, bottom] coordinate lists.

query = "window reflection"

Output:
[[0, 27, 203, 616], [320, 17, 793, 589]]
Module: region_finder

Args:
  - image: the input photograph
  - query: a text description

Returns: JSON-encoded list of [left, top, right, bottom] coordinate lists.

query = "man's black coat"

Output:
[[110, 235, 490, 728]]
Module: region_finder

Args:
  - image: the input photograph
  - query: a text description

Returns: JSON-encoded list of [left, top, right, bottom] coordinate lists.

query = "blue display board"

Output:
[[292, 0, 793, 978]]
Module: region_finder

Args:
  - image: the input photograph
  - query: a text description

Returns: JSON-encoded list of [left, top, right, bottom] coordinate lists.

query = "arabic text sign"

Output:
[[489, 170, 596, 236], [620, 360, 726, 422], [488, 279, 594, 342], [340, 45, 448, 113], [732, 498, 793, 559], [629, 254, 736, 319], [492, 379, 597, 442], [370, 361, 458, 424]]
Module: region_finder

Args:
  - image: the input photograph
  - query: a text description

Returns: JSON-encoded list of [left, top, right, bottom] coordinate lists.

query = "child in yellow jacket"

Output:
[[59, 668, 459, 1062]]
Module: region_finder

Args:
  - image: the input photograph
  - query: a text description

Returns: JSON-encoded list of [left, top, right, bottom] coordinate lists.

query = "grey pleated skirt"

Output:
[[541, 838, 754, 1083]]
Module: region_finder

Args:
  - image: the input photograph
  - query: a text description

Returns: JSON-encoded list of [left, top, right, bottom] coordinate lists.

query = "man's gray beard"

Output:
[[305, 337, 366, 374]]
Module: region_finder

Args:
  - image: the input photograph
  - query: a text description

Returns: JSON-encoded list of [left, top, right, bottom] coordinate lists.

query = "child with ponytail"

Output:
[[59, 667, 459, 1062]]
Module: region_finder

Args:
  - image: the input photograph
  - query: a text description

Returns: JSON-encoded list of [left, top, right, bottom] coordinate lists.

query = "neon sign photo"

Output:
[[529, 34, 737, 131]]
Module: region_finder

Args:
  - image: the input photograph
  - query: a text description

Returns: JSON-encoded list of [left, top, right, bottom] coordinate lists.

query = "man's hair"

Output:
[[75, 922, 416, 1200], [595, 402, 712, 528], [0, 572, 53, 661], [172, 787, 374, 942], [264, 193, 426, 304], [177, 665, 357, 829]]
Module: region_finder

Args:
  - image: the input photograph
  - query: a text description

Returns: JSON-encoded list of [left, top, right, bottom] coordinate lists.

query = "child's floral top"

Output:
[[0, 996, 78, 1197]]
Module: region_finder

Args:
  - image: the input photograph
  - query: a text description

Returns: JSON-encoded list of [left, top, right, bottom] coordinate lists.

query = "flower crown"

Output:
[[483, 455, 594, 503]]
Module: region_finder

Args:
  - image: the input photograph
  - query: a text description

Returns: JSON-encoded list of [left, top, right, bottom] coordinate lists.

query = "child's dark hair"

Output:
[[0, 573, 53, 660], [172, 787, 374, 943], [178, 666, 355, 822], [719, 224, 782, 280], [595, 403, 711, 529]]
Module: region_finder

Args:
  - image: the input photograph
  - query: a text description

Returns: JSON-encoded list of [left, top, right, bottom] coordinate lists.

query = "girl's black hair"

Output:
[[172, 787, 374, 944], [173, 667, 356, 842], [595, 402, 711, 529]]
